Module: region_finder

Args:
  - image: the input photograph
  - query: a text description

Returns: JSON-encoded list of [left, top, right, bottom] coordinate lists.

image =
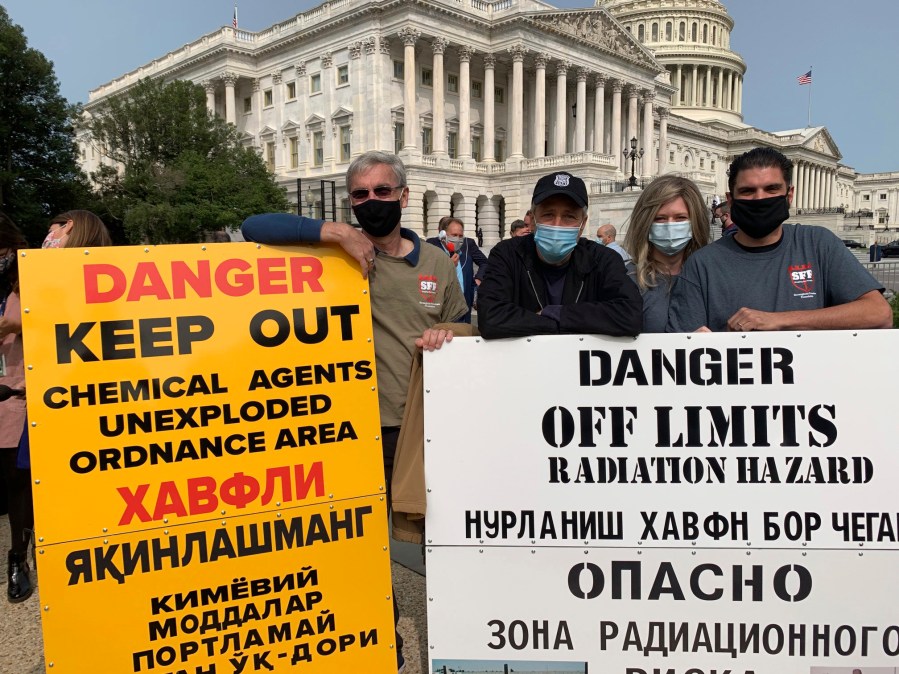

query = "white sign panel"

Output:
[[424, 332, 899, 673]]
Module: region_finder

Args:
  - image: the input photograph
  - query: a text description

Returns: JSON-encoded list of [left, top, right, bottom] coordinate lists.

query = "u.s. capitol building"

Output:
[[79, 0, 897, 246]]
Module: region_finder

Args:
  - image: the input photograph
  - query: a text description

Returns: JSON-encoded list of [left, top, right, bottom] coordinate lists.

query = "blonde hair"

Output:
[[623, 175, 709, 290], [59, 210, 112, 248]]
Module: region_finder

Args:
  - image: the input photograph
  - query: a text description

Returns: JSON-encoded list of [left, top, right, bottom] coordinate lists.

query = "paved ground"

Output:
[[0, 517, 429, 674]]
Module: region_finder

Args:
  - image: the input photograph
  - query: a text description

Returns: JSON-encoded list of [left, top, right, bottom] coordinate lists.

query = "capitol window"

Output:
[[310, 73, 322, 94], [393, 60, 404, 80], [289, 137, 299, 169], [243, 97, 252, 114], [265, 142, 275, 170], [472, 80, 483, 99], [422, 127, 433, 154], [421, 67, 433, 88], [312, 131, 323, 167], [494, 86, 504, 104], [448, 132, 458, 158], [340, 125, 351, 162], [447, 73, 459, 93], [263, 89, 273, 107], [394, 124, 404, 154], [286, 82, 296, 100], [337, 64, 349, 86]]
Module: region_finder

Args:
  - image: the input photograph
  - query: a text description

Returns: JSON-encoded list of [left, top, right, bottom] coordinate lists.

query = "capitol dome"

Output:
[[597, 0, 746, 126]]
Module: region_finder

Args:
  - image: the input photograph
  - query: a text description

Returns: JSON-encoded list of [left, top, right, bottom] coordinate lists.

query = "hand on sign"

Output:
[[415, 328, 454, 351], [727, 307, 780, 332], [321, 222, 376, 279]]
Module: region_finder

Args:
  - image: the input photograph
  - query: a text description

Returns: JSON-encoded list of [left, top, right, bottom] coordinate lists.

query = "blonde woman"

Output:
[[623, 175, 710, 332]]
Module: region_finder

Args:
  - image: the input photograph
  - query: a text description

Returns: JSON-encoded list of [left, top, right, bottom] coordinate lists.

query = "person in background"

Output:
[[713, 201, 737, 237], [596, 223, 634, 271], [668, 146, 891, 332], [0, 211, 31, 602], [477, 170, 642, 338], [426, 216, 488, 322], [623, 175, 710, 332], [47, 210, 113, 249], [509, 219, 531, 237]]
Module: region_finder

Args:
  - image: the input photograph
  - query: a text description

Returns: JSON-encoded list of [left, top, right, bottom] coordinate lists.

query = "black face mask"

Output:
[[352, 199, 402, 238], [730, 195, 790, 240]]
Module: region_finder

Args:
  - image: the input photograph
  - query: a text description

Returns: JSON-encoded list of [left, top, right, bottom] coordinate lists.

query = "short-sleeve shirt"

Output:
[[667, 224, 883, 332], [371, 229, 468, 426]]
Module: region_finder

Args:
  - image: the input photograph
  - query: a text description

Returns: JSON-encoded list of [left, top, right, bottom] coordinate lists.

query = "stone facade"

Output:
[[78, 0, 898, 248]]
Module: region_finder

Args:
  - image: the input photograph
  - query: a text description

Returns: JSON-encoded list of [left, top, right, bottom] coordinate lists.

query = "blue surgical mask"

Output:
[[535, 224, 580, 264], [649, 221, 692, 256]]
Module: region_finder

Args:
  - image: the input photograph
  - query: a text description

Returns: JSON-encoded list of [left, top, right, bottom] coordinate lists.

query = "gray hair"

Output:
[[346, 151, 407, 189]]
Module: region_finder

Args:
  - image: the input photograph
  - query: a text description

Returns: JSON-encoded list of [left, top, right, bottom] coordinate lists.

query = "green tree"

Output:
[[86, 77, 288, 244], [0, 6, 89, 244]]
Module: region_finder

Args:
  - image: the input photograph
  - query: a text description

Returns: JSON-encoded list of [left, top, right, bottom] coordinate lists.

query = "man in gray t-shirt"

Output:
[[667, 147, 891, 332]]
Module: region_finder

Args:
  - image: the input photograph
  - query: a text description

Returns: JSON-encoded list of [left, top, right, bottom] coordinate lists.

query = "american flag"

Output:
[[232, 5, 238, 29], [797, 70, 812, 85]]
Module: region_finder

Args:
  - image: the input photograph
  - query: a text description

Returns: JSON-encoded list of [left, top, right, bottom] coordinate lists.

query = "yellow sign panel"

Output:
[[20, 244, 384, 544], [39, 497, 395, 673], [19, 243, 395, 673]]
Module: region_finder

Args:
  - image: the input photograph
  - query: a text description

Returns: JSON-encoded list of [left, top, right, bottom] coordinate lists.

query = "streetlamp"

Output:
[[305, 187, 316, 217], [623, 136, 644, 189], [885, 213, 891, 232]]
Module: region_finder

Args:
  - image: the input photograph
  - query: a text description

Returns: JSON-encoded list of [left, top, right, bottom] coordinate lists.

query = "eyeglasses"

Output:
[[349, 185, 403, 202]]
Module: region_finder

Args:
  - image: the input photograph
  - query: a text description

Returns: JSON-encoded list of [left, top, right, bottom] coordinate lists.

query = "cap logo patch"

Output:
[[554, 174, 570, 187]]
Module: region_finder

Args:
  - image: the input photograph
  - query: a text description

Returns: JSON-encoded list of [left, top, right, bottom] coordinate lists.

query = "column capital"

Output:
[[483, 53, 496, 69], [432, 37, 449, 55], [458, 45, 475, 62], [624, 84, 638, 98], [272, 72, 283, 84], [593, 73, 607, 88], [656, 106, 670, 119], [221, 72, 238, 87], [577, 68, 589, 82], [321, 51, 333, 68], [611, 79, 623, 94], [203, 80, 217, 94], [640, 89, 655, 103], [534, 52, 549, 69], [252, 78, 261, 92], [398, 27, 420, 46], [556, 61, 571, 77], [363, 36, 378, 56], [379, 36, 391, 54], [294, 62, 306, 77], [508, 44, 528, 62], [349, 41, 363, 59]]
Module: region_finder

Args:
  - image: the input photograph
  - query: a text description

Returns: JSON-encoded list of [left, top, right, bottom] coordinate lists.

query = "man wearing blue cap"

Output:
[[477, 171, 642, 339]]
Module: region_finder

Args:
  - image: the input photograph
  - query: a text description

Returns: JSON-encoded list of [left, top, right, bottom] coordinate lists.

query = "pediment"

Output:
[[330, 106, 353, 121], [258, 125, 277, 137], [304, 113, 325, 127], [526, 9, 661, 73], [803, 128, 842, 161], [282, 119, 301, 132]]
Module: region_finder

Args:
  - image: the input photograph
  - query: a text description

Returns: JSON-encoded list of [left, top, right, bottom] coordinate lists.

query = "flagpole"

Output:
[[807, 65, 812, 127]]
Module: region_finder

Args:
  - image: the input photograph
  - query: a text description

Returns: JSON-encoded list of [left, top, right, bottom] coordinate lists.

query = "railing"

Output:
[[476, 162, 507, 174], [522, 152, 618, 171], [861, 262, 899, 293], [795, 207, 845, 215], [844, 211, 874, 219], [594, 178, 655, 193]]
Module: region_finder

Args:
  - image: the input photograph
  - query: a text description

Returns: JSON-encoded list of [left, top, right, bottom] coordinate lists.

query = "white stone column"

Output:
[[252, 79, 262, 134], [428, 193, 450, 234], [204, 81, 216, 115], [459, 45, 473, 159], [793, 160, 803, 210], [510, 45, 526, 159], [483, 53, 495, 161], [812, 165, 820, 209], [725, 70, 733, 110], [641, 90, 654, 178], [691, 65, 698, 105], [675, 65, 683, 106], [704, 66, 712, 106], [349, 40, 366, 152], [554, 62, 569, 155], [736, 75, 743, 114], [432, 38, 448, 155], [802, 163, 811, 210], [533, 53, 547, 158], [626, 85, 638, 144], [399, 27, 420, 150], [374, 38, 391, 152], [715, 67, 723, 108], [611, 80, 623, 172], [593, 74, 605, 153], [575, 68, 588, 153], [657, 106, 669, 176], [480, 196, 501, 248], [272, 73, 283, 167], [223, 73, 237, 125]]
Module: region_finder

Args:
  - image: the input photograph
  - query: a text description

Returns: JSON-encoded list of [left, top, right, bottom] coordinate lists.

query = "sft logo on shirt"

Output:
[[789, 263, 815, 294], [419, 275, 438, 303]]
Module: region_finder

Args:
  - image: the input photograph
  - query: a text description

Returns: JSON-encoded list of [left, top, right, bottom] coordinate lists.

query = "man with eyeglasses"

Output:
[[477, 171, 642, 339], [243, 151, 467, 673]]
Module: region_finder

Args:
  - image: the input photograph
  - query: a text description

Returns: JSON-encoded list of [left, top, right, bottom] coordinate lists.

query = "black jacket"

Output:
[[477, 234, 643, 339]]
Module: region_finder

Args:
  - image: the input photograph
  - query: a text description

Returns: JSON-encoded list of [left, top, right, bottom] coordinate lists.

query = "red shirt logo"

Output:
[[419, 275, 438, 303], [789, 263, 815, 294]]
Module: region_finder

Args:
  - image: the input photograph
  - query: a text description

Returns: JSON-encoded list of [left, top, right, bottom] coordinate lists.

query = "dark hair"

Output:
[[0, 211, 27, 250], [727, 147, 793, 194], [510, 219, 527, 234]]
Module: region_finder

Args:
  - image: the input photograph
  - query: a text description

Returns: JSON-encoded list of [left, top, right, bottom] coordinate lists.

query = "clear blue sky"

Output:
[[4, 0, 896, 173]]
